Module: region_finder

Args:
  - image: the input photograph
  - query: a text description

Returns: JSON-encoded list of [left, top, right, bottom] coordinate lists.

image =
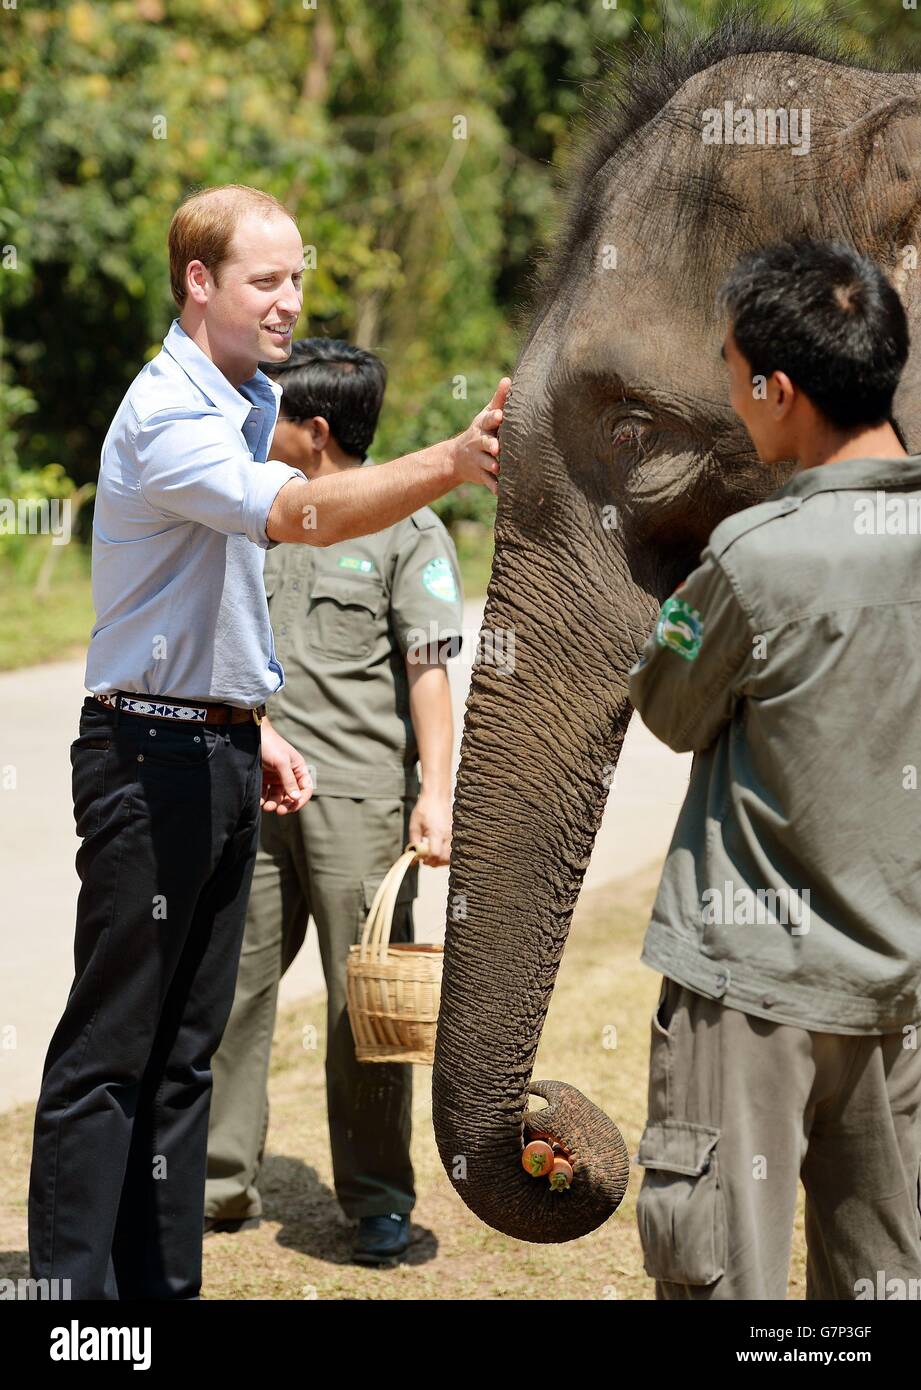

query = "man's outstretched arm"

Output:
[[628, 548, 754, 754], [266, 379, 510, 546]]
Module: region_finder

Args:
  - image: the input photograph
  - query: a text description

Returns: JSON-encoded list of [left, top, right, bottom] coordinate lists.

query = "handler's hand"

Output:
[[260, 719, 312, 814], [449, 378, 511, 497], [408, 791, 452, 866]]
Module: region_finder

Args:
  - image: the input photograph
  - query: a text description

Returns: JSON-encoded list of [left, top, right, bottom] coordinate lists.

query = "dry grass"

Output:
[[0, 864, 806, 1299]]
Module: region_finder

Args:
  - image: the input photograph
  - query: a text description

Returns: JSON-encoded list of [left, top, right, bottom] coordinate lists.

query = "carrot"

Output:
[[521, 1140, 555, 1178], [548, 1157, 574, 1191]]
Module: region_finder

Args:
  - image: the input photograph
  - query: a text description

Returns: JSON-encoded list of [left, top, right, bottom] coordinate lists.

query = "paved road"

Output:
[[0, 600, 691, 1112]]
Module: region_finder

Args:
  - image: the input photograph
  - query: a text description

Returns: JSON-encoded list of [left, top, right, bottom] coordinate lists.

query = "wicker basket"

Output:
[[346, 840, 443, 1064]]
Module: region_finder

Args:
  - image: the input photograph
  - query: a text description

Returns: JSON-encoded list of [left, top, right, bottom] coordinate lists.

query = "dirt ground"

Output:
[[0, 864, 806, 1300]]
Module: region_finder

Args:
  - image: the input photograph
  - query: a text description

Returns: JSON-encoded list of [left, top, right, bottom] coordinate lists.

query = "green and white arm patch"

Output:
[[422, 555, 458, 603], [655, 595, 704, 661]]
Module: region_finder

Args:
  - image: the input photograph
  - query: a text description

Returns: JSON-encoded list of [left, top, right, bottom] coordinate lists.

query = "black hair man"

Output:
[[204, 339, 463, 1266], [629, 240, 921, 1300]]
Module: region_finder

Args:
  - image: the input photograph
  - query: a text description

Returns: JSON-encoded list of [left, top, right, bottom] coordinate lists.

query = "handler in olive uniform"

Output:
[[629, 241, 921, 1301], [204, 340, 463, 1265]]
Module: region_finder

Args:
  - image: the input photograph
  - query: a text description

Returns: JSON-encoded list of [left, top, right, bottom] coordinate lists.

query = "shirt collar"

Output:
[[161, 319, 282, 432], [766, 452, 921, 502]]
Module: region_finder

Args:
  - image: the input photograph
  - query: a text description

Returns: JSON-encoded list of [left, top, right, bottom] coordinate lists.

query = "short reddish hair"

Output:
[[168, 184, 298, 309]]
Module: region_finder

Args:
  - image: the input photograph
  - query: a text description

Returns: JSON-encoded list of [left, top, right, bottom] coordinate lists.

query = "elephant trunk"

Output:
[[432, 542, 653, 1242]]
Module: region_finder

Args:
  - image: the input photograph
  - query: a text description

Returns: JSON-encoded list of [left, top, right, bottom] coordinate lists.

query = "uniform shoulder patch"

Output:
[[422, 555, 458, 602], [655, 595, 703, 661]]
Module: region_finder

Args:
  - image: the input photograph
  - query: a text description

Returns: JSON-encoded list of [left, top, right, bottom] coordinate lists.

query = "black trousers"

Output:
[[28, 696, 263, 1299]]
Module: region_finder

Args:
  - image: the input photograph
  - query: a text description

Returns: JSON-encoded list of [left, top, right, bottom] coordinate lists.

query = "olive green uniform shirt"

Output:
[[264, 500, 463, 799], [628, 454, 921, 1035]]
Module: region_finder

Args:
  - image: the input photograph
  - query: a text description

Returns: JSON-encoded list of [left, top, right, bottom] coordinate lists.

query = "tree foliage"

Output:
[[1, 0, 917, 531]]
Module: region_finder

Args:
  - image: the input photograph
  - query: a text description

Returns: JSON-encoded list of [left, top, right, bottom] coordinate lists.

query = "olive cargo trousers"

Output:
[[205, 794, 417, 1223], [637, 977, 921, 1299]]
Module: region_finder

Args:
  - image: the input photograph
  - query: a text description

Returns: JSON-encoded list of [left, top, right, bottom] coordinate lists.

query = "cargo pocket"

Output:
[[636, 1121, 726, 1286]]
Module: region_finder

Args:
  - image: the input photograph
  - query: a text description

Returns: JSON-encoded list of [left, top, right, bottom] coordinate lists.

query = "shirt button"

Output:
[[715, 972, 729, 992], [137, 754, 144, 763], [149, 729, 157, 737], [292, 581, 300, 592], [280, 626, 288, 636]]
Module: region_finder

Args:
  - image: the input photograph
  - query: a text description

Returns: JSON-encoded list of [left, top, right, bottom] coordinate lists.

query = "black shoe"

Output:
[[203, 1215, 261, 1236], [352, 1213, 410, 1267]]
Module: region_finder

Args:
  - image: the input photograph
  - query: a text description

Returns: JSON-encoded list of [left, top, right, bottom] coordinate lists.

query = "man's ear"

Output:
[[770, 370, 798, 416], [306, 416, 331, 452], [185, 259, 211, 307]]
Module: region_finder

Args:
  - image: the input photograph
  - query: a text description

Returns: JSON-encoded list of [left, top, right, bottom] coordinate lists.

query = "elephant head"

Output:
[[432, 17, 921, 1243]]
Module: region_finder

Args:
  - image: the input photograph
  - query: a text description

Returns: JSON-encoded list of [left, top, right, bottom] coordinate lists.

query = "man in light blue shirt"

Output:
[[28, 182, 508, 1301], [86, 318, 302, 707]]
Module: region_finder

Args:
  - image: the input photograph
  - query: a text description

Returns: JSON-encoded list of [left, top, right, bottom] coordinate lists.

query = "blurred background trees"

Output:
[[0, 0, 917, 657]]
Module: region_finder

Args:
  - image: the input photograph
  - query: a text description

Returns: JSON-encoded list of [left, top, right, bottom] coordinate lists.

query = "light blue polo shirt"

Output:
[[85, 319, 305, 707]]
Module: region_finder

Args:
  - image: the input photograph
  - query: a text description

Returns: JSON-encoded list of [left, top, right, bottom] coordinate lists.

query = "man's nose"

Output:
[[276, 285, 302, 316]]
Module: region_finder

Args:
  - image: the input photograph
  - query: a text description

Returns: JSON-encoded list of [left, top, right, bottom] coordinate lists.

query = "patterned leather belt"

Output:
[[93, 692, 265, 726]]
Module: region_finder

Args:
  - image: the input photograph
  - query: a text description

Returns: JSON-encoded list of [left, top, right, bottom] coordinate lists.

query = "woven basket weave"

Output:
[[346, 840, 443, 1064]]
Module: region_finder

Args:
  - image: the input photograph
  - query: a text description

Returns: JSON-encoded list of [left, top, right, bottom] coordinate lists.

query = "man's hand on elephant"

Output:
[[449, 377, 511, 496], [409, 791, 452, 866], [259, 718, 313, 814]]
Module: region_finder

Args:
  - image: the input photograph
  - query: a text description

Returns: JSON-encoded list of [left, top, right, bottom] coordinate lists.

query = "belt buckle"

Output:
[[252, 705, 265, 725]]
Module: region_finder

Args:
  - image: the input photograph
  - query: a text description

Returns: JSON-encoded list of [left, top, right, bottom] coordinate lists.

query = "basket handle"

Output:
[[359, 839, 430, 961]]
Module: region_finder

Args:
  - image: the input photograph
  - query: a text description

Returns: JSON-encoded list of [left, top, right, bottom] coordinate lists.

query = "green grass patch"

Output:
[[0, 541, 94, 672]]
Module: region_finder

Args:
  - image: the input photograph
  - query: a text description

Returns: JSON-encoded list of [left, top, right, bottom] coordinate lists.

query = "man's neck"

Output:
[[178, 313, 256, 389], [795, 420, 908, 472]]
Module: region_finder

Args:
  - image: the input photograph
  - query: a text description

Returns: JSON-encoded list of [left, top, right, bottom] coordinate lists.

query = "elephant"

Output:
[[431, 14, 921, 1244]]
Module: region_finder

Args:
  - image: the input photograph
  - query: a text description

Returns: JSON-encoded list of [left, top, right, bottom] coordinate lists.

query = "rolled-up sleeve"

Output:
[[628, 548, 754, 753], [135, 407, 304, 549]]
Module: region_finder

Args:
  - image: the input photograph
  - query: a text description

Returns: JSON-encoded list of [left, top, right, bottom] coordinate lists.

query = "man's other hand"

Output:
[[449, 378, 511, 496], [260, 719, 313, 814]]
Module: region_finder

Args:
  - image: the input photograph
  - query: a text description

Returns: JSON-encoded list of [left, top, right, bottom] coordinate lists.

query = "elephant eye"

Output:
[[610, 413, 653, 451]]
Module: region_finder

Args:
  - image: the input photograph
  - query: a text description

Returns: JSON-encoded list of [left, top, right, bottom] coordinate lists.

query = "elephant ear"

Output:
[[835, 94, 921, 286]]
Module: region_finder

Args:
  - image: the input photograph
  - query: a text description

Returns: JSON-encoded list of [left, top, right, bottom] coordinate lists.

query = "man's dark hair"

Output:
[[262, 338, 387, 460], [717, 240, 909, 430]]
